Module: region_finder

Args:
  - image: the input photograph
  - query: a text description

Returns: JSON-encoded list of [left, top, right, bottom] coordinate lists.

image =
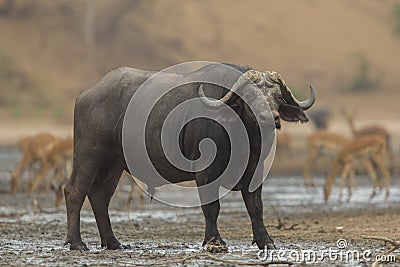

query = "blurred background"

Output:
[[1, 3, 400, 264], [0, 0, 399, 146]]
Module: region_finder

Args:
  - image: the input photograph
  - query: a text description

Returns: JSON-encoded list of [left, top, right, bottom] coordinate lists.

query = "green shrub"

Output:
[[0, 48, 29, 106], [343, 57, 379, 93]]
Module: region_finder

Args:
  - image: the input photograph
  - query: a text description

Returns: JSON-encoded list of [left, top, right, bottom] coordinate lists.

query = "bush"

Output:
[[342, 57, 380, 93], [0, 49, 27, 106]]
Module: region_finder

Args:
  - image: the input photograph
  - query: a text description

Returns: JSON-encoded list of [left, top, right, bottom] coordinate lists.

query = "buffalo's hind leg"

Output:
[[241, 186, 276, 250], [64, 159, 100, 251], [87, 161, 125, 250]]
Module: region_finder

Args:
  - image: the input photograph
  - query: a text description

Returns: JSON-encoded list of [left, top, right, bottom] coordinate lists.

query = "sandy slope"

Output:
[[0, 0, 400, 118]]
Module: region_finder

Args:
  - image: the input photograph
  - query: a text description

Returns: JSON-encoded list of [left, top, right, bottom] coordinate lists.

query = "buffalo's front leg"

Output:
[[241, 186, 276, 250], [201, 201, 225, 244], [197, 184, 227, 252]]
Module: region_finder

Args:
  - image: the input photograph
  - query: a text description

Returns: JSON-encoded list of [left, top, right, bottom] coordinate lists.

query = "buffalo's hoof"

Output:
[[102, 241, 130, 250], [253, 237, 276, 250], [69, 242, 89, 251], [203, 237, 228, 253]]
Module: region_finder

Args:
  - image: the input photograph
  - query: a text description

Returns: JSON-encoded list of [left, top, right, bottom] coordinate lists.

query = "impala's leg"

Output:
[[346, 166, 355, 203], [87, 161, 125, 249], [26, 163, 36, 190], [10, 171, 20, 194], [28, 161, 50, 194], [10, 154, 31, 193], [27, 162, 40, 191], [349, 168, 357, 189], [241, 186, 275, 250], [128, 179, 144, 207], [45, 161, 60, 192], [339, 163, 351, 202], [138, 183, 145, 207], [373, 154, 391, 201], [324, 159, 342, 202], [128, 177, 136, 205], [363, 160, 379, 199], [386, 142, 394, 174]]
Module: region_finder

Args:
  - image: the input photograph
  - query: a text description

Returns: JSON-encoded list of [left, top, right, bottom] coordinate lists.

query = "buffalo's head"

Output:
[[197, 69, 316, 130], [259, 70, 315, 129]]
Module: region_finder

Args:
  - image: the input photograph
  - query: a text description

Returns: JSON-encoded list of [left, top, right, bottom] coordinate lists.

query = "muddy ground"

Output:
[[0, 149, 399, 266]]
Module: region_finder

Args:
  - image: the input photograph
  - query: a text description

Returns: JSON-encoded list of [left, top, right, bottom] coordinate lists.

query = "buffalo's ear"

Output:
[[278, 103, 309, 123]]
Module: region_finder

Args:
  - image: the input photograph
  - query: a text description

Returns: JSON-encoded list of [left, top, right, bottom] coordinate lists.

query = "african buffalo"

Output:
[[64, 63, 315, 251]]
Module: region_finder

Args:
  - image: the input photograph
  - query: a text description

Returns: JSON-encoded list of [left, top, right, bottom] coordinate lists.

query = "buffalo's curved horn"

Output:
[[285, 84, 316, 110], [298, 85, 316, 110], [267, 71, 316, 110], [198, 85, 224, 108], [198, 70, 259, 108]]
